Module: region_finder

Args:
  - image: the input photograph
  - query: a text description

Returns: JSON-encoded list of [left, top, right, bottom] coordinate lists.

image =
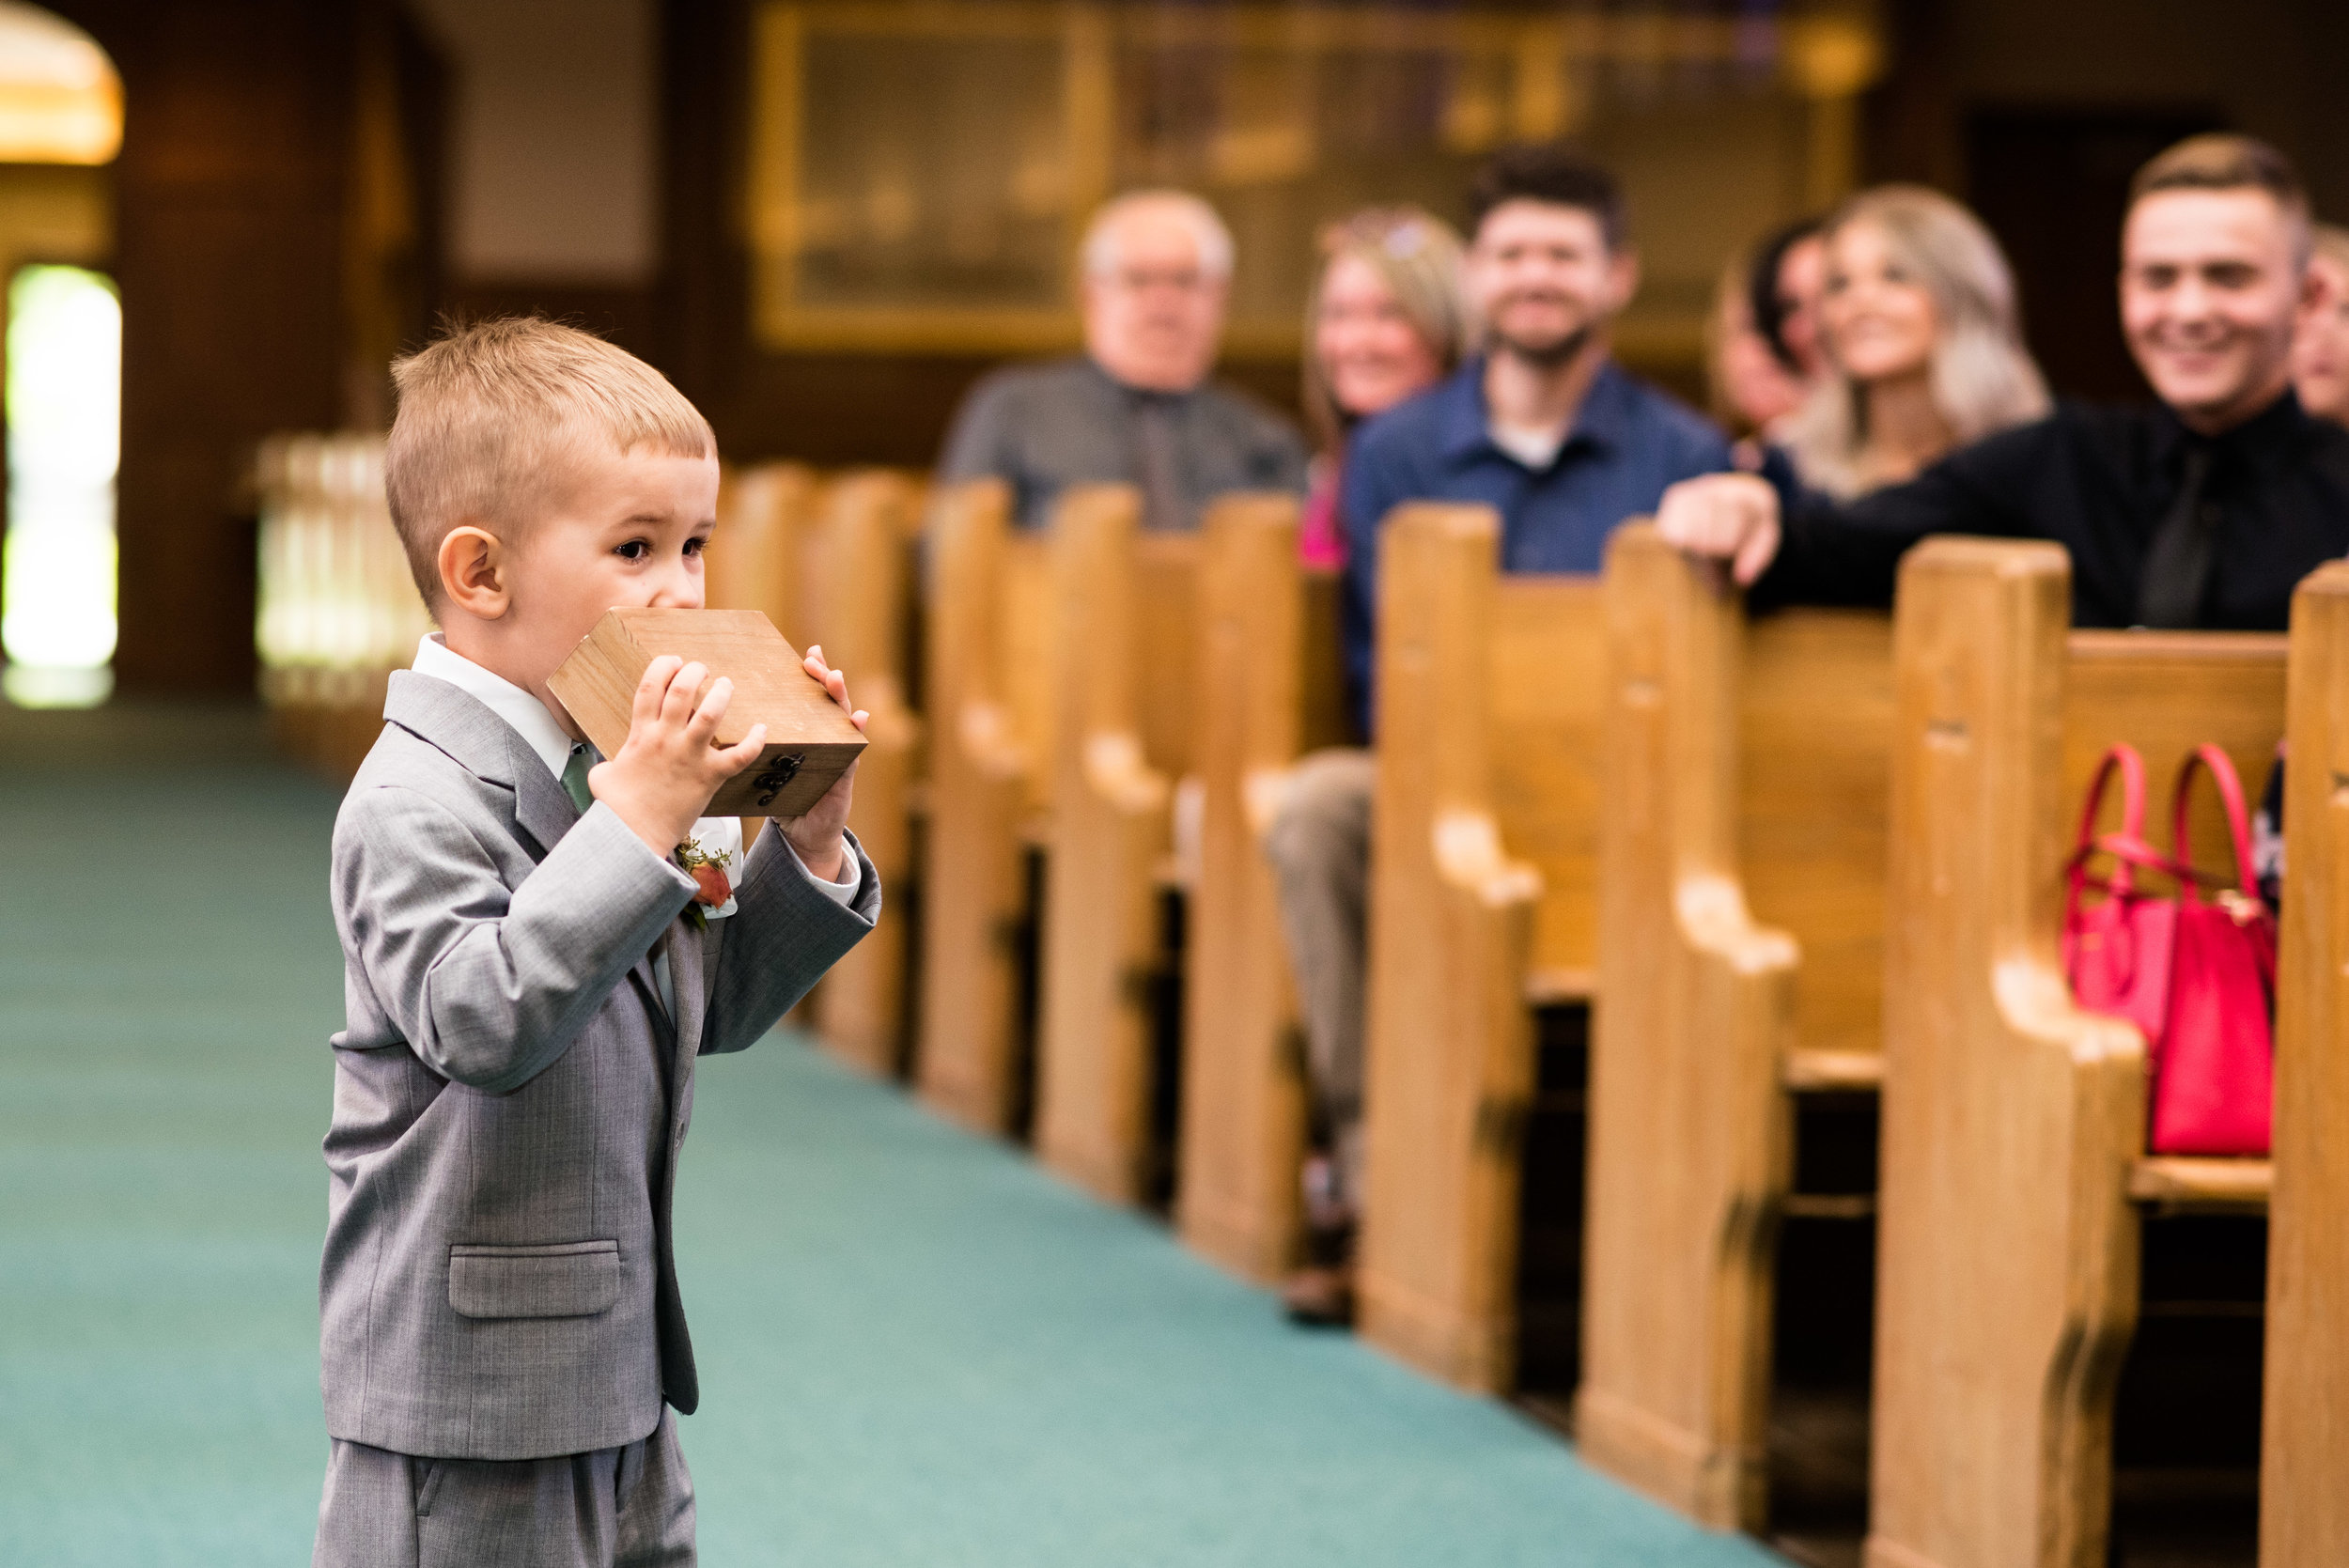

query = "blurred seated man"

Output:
[[938, 190, 1307, 530], [1657, 134, 2349, 631], [2292, 222, 2349, 427], [1266, 144, 1735, 1327]]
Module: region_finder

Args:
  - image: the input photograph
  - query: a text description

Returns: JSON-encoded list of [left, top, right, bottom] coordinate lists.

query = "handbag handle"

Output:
[[2067, 744, 2149, 909], [2169, 743, 2264, 910]]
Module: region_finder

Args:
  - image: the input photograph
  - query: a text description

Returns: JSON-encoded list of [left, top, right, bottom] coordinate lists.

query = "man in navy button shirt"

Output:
[[1266, 143, 1736, 1328], [1338, 143, 1735, 726]]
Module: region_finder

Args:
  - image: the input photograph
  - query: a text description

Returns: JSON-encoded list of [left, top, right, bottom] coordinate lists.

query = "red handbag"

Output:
[[2063, 744, 2277, 1157], [2061, 745, 2174, 1047]]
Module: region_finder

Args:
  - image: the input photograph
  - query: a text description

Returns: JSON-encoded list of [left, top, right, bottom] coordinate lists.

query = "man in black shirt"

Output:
[[1657, 134, 2349, 630]]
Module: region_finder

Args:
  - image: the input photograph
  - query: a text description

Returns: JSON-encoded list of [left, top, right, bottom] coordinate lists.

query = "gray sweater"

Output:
[[939, 355, 1308, 529]]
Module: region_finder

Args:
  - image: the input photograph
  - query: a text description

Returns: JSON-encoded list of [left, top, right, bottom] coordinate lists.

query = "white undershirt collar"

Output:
[[410, 633, 579, 779]]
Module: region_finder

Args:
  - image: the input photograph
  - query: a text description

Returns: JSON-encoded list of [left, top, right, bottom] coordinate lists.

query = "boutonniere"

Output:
[[675, 836, 735, 930]]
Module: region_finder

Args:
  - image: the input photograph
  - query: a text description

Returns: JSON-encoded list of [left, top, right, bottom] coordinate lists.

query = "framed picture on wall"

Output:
[[747, 1, 1879, 363]]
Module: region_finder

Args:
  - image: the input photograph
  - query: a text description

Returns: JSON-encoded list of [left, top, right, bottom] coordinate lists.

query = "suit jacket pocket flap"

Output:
[[448, 1240, 620, 1319]]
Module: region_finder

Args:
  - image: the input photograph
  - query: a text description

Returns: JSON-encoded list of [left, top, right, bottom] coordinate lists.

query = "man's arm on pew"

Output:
[[1657, 423, 2052, 607]]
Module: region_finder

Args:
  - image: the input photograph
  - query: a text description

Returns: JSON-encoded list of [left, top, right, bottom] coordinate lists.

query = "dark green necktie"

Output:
[[2136, 442, 2217, 629], [560, 744, 596, 815]]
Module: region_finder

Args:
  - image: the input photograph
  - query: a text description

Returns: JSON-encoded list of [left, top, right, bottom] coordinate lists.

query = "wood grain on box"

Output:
[[548, 608, 864, 819]]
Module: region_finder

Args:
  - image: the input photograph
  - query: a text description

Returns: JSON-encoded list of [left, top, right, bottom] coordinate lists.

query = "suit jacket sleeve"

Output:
[[697, 825, 881, 1055], [334, 787, 695, 1094], [1750, 420, 2046, 612]]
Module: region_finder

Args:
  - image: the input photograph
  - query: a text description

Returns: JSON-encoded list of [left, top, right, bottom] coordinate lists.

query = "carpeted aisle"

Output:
[[0, 729, 1781, 1567]]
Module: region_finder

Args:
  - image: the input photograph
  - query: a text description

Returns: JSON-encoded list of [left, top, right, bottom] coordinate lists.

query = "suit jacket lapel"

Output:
[[506, 729, 581, 861]]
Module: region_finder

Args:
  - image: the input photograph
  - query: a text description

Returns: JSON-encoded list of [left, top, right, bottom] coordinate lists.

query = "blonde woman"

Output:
[[1779, 185, 2049, 498], [1296, 208, 1468, 566]]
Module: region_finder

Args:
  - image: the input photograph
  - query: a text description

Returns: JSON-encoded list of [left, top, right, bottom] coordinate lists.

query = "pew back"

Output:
[[1737, 613, 1895, 1059], [1487, 580, 1607, 997]]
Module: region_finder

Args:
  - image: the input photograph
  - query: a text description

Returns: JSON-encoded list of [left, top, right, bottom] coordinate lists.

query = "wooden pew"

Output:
[[2268, 560, 2349, 1568], [706, 462, 817, 636], [804, 470, 925, 1076], [1871, 537, 2285, 1568], [1032, 486, 1202, 1205], [914, 477, 1052, 1134], [1354, 502, 1608, 1390], [1576, 524, 1893, 1527], [1174, 497, 1351, 1281]]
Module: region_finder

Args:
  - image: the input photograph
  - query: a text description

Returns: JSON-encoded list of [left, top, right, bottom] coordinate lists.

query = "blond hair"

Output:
[[1300, 207, 1469, 452], [384, 317, 714, 606], [1781, 186, 2049, 499]]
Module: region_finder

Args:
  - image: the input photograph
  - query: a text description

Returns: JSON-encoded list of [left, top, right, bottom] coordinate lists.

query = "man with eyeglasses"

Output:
[[940, 190, 1308, 531]]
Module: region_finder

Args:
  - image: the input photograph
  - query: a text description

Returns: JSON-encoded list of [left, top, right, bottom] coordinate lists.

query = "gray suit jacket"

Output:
[[319, 673, 879, 1460]]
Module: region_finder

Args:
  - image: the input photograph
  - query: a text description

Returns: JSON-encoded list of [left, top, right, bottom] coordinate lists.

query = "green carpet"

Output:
[[0, 738, 1782, 1567]]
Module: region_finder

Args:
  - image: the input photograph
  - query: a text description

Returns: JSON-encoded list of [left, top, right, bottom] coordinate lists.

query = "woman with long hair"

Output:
[[1296, 208, 1468, 566], [1779, 185, 2049, 498]]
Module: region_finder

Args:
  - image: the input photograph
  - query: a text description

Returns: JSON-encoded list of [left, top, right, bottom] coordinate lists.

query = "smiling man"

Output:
[[1655, 133, 2349, 630], [1337, 145, 1734, 719], [1266, 146, 1733, 1328]]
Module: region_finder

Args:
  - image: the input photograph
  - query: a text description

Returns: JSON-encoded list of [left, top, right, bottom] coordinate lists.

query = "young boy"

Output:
[[314, 318, 879, 1567]]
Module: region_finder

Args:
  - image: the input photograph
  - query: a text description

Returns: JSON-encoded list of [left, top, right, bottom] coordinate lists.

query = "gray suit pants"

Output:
[[314, 1409, 694, 1568], [1261, 747, 1375, 1211]]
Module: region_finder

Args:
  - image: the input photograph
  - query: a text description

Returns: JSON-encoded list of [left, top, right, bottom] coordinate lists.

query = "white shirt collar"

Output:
[[410, 633, 581, 778]]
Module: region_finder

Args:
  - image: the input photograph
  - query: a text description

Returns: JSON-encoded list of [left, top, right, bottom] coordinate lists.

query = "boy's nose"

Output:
[[646, 566, 705, 611]]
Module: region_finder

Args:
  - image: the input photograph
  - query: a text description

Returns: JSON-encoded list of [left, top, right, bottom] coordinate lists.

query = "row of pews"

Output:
[[255, 442, 2345, 1566]]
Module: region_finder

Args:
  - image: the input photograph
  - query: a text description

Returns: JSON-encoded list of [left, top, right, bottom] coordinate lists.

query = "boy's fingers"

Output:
[[850, 708, 869, 733], [688, 675, 734, 742], [663, 661, 709, 724], [718, 722, 768, 772], [633, 656, 683, 725]]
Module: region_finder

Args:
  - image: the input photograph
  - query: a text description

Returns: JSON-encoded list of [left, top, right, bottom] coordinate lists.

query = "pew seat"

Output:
[[2126, 1157, 2273, 1214]]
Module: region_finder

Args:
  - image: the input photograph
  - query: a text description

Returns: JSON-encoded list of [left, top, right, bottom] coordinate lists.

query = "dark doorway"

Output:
[[1967, 107, 2226, 405]]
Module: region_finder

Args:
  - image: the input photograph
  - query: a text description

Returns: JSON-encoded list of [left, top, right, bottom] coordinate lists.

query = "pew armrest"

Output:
[[2127, 1156, 2273, 1214]]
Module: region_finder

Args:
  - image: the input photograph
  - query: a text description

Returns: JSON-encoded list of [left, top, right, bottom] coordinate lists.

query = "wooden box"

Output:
[[548, 608, 866, 817]]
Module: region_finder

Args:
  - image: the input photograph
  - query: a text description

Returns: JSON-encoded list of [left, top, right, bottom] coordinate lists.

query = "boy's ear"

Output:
[[437, 525, 511, 621]]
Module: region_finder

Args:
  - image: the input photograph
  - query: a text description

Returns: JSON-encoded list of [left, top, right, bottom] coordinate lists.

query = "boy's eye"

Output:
[[684, 536, 708, 556], [615, 539, 650, 562]]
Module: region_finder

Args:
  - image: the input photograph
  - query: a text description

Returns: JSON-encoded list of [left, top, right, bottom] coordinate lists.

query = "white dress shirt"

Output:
[[409, 634, 860, 1014]]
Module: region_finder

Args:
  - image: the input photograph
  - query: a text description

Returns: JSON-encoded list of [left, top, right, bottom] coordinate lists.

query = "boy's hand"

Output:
[[776, 644, 869, 884], [590, 656, 768, 859]]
